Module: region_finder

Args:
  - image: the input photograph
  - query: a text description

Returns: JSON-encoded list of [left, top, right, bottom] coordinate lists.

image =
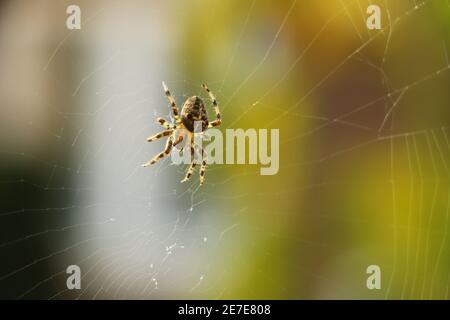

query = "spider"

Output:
[[142, 82, 222, 186]]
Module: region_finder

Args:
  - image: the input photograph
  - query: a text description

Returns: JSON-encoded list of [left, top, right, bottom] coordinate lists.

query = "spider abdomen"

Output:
[[181, 96, 209, 132]]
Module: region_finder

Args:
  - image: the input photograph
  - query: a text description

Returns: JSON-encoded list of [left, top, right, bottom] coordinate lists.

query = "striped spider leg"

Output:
[[181, 132, 208, 186], [202, 84, 222, 128]]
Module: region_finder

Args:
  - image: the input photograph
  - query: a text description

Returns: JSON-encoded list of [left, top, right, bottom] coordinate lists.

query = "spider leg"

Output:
[[198, 148, 208, 186], [146, 129, 173, 142], [142, 135, 174, 167], [162, 81, 182, 125], [202, 84, 222, 128], [185, 142, 208, 186], [157, 117, 176, 129], [181, 136, 196, 183], [208, 119, 221, 128]]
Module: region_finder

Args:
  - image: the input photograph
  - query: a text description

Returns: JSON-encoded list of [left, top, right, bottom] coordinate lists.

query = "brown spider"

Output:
[[143, 82, 222, 185]]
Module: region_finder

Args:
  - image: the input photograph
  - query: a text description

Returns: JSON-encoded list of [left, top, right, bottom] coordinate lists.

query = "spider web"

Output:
[[0, 0, 450, 299]]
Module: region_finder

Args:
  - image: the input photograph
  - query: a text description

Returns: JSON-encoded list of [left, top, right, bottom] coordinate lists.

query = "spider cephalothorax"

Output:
[[142, 82, 222, 185]]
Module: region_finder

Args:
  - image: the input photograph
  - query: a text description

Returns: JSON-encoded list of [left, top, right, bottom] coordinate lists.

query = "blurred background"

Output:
[[0, 0, 450, 299]]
